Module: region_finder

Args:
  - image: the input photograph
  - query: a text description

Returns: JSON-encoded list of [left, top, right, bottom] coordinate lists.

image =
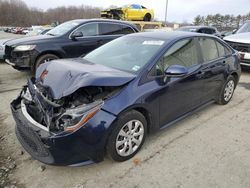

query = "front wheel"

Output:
[[217, 75, 236, 105], [32, 54, 59, 73], [107, 110, 147, 162]]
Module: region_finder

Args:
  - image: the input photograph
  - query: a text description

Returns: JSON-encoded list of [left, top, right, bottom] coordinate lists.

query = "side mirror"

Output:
[[165, 65, 188, 77], [71, 31, 83, 40]]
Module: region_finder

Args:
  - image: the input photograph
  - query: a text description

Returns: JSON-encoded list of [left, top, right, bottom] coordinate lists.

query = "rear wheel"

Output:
[[32, 54, 59, 73], [143, 14, 151, 21], [217, 75, 236, 105], [107, 110, 147, 162]]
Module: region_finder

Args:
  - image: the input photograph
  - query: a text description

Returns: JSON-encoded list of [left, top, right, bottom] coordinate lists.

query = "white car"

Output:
[[0, 38, 10, 60], [224, 21, 250, 67]]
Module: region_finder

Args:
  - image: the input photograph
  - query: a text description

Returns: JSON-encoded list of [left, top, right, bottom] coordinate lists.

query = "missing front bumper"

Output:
[[11, 97, 55, 164]]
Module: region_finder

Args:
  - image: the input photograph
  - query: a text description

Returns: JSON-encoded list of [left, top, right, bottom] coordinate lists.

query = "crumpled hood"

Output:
[[36, 58, 136, 99], [224, 32, 250, 44]]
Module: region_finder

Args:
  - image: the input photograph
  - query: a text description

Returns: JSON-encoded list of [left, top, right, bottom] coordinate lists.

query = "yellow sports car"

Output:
[[101, 4, 154, 22]]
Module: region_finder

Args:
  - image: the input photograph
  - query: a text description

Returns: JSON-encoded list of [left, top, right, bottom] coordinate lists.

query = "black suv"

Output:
[[4, 19, 139, 72], [177, 26, 222, 38]]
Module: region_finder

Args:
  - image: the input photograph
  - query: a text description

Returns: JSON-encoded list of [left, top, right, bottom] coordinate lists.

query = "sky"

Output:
[[22, 0, 250, 23]]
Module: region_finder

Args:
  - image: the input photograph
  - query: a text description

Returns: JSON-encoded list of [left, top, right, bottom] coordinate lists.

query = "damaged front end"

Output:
[[11, 78, 122, 165]]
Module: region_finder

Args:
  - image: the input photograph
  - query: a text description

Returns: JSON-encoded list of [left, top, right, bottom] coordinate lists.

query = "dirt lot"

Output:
[[1, 33, 250, 188]]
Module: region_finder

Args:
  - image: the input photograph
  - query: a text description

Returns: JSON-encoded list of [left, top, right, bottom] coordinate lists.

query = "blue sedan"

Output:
[[11, 31, 241, 166]]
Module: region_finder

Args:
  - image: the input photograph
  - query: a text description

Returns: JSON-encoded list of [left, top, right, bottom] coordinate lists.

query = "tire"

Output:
[[32, 54, 59, 73], [143, 14, 151, 22], [217, 75, 236, 105], [107, 110, 147, 162]]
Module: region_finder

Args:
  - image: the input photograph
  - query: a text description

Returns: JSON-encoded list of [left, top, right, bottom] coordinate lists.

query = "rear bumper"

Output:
[[11, 85, 117, 166]]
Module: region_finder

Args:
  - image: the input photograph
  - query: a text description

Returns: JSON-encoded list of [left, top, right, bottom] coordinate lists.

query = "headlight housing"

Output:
[[58, 100, 104, 132], [14, 45, 36, 51]]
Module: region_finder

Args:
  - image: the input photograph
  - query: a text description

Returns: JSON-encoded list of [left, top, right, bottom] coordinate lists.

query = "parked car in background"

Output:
[[39, 28, 51, 35], [221, 29, 237, 38], [177, 26, 222, 38], [0, 38, 13, 60], [4, 19, 139, 72], [11, 31, 241, 166], [4, 28, 12, 33], [26, 26, 52, 36], [101, 4, 154, 21], [224, 21, 250, 67]]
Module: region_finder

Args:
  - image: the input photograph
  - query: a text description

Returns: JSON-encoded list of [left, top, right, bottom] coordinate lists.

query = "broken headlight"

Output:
[[58, 100, 104, 132]]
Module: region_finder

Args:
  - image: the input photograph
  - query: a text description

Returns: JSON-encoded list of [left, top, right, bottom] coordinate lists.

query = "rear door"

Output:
[[197, 37, 229, 102], [98, 23, 136, 44]]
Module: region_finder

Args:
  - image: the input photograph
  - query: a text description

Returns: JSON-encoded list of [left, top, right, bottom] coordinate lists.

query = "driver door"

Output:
[[63, 22, 101, 57], [152, 38, 204, 127], [127, 5, 142, 20]]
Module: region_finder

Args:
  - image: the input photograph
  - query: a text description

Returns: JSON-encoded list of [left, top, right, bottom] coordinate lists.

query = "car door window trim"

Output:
[[69, 22, 136, 39]]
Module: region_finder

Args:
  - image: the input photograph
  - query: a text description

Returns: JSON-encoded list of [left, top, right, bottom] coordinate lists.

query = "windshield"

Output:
[[84, 36, 165, 74], [46, 21, 80, 36], [236, 21, 250, 34]]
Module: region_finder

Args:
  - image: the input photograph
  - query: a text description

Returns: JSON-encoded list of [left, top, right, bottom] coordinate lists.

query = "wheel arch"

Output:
[[35, 50, 63, 63], [231, 71, 240, 86], [31, 51, 64, 73], [114, 105, 154, 134]]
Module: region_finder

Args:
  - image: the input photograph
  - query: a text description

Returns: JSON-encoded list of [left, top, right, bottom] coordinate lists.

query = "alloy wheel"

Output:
[[224, 80, 235, 102], [116, 120, 144, 157]]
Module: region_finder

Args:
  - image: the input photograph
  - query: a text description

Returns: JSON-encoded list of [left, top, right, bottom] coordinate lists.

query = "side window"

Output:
[[211, 29, 216, 34], [131, 4, 141, 9], [198, 29, 205, 34], [74, 23, 98, 37], [199, 28, 215, 34], [151, 38, 199, 76], [198, 38, 219, 62], [99, 23, 134, 35], [216, 41, 232, 57], [120, 25, 135, 34]]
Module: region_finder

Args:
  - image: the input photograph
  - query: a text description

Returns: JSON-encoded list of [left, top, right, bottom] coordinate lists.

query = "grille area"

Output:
[[15, 118, 50, 158], [4, 45, 13, 59], [226, 41, 250, 53]]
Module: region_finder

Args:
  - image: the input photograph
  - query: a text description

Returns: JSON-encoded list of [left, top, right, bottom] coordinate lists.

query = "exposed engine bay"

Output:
[[21, 79, 122, 133]]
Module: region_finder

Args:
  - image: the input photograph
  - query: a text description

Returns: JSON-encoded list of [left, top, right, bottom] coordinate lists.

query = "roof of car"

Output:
[[67, 18, 135, 25], [179, 25, 216, 30], [127, 31, 214, 41], [64, 19, 138, 30]]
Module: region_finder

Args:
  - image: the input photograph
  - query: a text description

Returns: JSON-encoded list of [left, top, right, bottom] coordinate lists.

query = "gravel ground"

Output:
[[1, 31, 250, 188]]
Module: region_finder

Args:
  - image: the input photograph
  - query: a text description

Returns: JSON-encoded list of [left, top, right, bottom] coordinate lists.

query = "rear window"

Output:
[[99, 23, 134, 35], [216, 41, 231, 57], [199, 28, 215, 34]]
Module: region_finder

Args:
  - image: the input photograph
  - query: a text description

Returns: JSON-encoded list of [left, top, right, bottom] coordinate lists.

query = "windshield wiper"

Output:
[[46, 33, 56, 36]]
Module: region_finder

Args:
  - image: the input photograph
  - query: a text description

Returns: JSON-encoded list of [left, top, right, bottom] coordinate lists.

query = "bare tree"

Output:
[[0, 0, 101, 26]]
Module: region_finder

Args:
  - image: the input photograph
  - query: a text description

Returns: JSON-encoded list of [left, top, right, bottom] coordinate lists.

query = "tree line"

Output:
[[0, 0, 101, 26], [193, 13, 250, 31]]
